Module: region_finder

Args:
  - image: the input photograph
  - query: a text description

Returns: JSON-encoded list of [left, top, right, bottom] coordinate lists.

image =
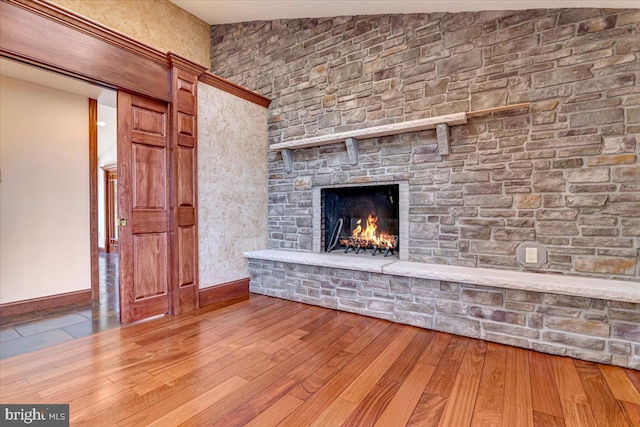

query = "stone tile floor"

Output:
[[0, 253, 120, 359]]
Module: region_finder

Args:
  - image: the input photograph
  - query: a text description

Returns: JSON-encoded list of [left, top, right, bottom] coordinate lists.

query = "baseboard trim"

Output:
[[0, 289, 92, 317], [199, 278, 250, 307]]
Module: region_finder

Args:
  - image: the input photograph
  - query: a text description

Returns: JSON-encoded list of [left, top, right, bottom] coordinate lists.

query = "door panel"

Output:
[[177, 207, 195, 225], [132, 145, 166, 209], [178, 226, 195, 287], [177, 112, 194, 147], [132, 105, 166, 146], [177, 147, 194, 206], [131, 211, 168, 234], [133, 234, 167, 298], [118, 91, 170, 323]]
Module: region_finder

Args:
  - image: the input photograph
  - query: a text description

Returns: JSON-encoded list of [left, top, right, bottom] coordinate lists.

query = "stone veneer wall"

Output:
[[211, 9, 640, 281], [248, 258, 640, 368]]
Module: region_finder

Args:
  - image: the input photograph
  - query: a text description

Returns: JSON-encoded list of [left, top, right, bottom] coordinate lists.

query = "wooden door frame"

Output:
[[0, 0, 269, 317], [89, 98, 99, 299], [0, 0, 270, 103]]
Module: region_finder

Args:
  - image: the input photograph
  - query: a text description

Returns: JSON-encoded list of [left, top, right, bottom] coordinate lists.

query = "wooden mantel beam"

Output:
[[271, 103, 530, 153], [274, 102, 531, 171], [271, 112, 467, 151]]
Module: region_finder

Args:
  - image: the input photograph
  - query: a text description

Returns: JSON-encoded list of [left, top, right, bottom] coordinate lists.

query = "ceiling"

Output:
[[0, 58, 116, 107], [0, 58, 118, 160], [170, 0, 639, 25]]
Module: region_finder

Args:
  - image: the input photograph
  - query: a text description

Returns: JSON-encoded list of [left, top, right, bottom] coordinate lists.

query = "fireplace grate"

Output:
[[326, 218, 398, 257], [335, 236, 399, 257]]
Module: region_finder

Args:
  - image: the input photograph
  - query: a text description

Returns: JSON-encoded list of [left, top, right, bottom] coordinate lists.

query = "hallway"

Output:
[[0, 253, 120, 359]]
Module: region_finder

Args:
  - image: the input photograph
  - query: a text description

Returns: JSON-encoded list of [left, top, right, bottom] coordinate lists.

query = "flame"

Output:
[[353, 219, 362, 236], [349, 211, 396, 249]]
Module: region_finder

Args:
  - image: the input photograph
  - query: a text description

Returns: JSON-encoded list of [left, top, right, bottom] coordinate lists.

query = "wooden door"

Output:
[[117, 91, 170, 323], [104, 168, 119, 253]]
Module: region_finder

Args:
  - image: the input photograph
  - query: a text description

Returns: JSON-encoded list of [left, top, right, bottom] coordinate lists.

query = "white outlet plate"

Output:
[[516, 242, 547, 268], [525, 247, 538, 264]]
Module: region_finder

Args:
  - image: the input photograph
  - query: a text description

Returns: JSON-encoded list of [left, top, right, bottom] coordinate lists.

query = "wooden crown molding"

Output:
[[199, 72, 271, 108], [168, 52, 207, 76], [2, 0, 268, 106], [1, 0, 169, 99], [4, 0, 168, 66]]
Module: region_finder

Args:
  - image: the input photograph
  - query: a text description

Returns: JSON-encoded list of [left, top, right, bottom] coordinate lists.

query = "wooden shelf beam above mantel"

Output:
[[271, 112, 468, 151], [273, 102, 530, 172]]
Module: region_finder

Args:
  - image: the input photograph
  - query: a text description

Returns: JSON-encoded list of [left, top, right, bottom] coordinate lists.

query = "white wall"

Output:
[[97, 104, 117, 249], [0, 76, 91, 303], [198, 82, 268, 287]]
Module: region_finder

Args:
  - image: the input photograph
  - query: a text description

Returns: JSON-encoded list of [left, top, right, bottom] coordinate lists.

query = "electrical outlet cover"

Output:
[[516, 242, 547, 268], [525, 247, 538, 264]]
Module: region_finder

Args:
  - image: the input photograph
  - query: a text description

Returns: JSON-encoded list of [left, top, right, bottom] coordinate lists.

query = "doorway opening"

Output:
[[95, 96, 120, 325], [0, 58, 120, 353]]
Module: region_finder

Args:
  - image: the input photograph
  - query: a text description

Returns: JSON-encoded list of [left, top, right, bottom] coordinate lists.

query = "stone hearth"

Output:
[[246, 249, 640, 368]]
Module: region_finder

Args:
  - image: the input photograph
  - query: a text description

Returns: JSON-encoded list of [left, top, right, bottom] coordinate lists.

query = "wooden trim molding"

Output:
[[199, 278, 250, 307], [168, 52, 207, 77], [89, 98, 99, 300], [0, 289, 92, 317], [4, 0, 167, 66], [199, 72, 271, 108], [1, 0, 266, 105], [0, 0, 169, 100]]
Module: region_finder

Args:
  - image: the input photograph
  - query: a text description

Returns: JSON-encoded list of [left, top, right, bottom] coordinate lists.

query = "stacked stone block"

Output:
[[212, 9, 640, 281], [248, 258, 640, 368]]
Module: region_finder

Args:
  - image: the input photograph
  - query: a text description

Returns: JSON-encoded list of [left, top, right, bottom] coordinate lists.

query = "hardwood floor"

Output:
[[0, 294, 638, 426]]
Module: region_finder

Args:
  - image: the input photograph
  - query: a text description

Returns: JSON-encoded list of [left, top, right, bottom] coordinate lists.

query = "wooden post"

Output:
[[168, 53, 207, 315]]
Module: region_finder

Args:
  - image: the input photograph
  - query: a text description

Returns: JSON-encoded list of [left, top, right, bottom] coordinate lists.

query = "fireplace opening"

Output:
[[322, 184, 400, 257]]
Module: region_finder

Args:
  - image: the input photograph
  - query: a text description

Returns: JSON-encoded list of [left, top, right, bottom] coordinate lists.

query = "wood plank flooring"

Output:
[[0, 294, 638, 426]]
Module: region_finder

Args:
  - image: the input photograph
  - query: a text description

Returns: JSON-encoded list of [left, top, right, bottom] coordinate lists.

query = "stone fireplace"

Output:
[[313, 182, 409, 259], [247, 123, 639, 369], [224, 8, 640, 368]]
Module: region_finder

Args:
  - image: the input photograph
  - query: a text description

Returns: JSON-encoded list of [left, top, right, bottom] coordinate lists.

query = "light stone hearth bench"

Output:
[[245, 249, 640, 369]]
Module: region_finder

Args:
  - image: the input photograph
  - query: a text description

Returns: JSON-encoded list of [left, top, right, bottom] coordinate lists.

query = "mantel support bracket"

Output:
[[436, 123, 450, 156], [281, 149, 294, 173], [345, 137, 359, 166]]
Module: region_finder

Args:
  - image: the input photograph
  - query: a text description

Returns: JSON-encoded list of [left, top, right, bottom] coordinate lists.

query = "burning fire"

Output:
[[350, 212, 396, 249]]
